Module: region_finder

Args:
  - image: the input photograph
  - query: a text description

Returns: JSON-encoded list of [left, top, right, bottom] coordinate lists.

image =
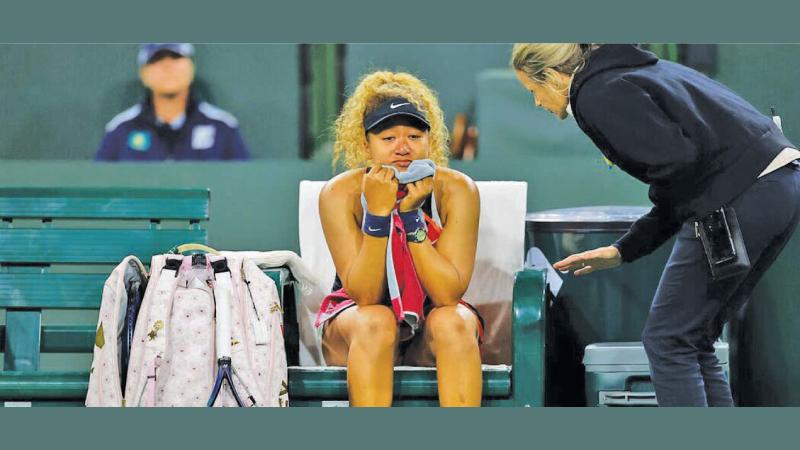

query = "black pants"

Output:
[[642, 163, 800, 406]]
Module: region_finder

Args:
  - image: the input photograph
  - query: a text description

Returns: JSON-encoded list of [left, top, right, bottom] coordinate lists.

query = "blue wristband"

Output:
[[399, 209, 425, 233], [362, 211, 392, 237]]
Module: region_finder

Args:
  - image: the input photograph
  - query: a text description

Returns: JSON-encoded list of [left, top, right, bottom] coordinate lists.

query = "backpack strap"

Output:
[[212, 258, 234, 359], [133, 256, 181, 406]]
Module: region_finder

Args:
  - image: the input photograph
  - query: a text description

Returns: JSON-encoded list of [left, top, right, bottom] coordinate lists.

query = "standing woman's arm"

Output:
[[576, 78, 700, 263]]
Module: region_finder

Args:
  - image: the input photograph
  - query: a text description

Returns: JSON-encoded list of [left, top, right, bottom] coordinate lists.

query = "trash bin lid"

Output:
[[582, 341, 729, 368], [526, 206, 651, 232]]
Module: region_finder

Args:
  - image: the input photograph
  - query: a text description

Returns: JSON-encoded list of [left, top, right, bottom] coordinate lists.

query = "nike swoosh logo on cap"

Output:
[[390, 102, 410, 109], [368, 226, 382, 231]]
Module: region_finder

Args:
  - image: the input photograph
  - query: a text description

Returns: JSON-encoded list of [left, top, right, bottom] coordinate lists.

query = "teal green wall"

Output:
[[716, 44, 800, 145], [714, 44, 800, 406], [346, 44, 511, 125], [0, 158, 648, 253], [0, 44, 299, 160], [0, 161, 327, 252]]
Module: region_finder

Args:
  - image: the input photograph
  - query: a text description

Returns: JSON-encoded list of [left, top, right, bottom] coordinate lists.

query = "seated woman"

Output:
[[316, 71, 482, 407]]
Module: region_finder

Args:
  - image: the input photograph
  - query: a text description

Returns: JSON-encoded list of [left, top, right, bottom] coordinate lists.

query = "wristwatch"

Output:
[[406, 227, 427, 244]]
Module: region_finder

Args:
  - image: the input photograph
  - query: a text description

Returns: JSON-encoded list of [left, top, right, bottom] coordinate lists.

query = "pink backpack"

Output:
[[86, 252, 288, 407]]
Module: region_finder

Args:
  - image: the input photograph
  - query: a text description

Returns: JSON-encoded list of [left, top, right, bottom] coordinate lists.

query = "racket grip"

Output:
[[214, 273, 233, 358]]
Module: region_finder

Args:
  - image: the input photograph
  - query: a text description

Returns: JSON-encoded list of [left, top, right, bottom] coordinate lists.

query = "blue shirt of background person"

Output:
[[94, 43, 250, 161]]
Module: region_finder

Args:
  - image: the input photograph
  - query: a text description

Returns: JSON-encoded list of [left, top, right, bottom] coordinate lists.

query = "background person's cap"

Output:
[[364, 97, 430, 132], [137, 43, 195, 67]]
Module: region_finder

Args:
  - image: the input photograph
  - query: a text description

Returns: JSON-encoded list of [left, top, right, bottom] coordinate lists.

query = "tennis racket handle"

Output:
[[214, 275, 233, 358]]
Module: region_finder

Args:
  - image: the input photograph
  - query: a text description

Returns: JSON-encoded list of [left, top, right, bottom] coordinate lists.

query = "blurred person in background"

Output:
[[95, 43, 250, 161]]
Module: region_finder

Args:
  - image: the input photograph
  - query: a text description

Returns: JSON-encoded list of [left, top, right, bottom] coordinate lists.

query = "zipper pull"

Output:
[[694, 221, 700, 238], [245, 279, 268, 345]]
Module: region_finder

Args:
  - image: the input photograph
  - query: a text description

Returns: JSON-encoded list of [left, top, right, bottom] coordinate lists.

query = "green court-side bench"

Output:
[[0, 187, 210, 405], [285, 268, 548, 407], [1, 261, 545, 406], [289, 180, 547, 407], [0, 187, 548, 407]]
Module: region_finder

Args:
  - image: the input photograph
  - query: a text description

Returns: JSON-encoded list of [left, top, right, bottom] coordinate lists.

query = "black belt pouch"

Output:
[[695, 206, 751, 280]]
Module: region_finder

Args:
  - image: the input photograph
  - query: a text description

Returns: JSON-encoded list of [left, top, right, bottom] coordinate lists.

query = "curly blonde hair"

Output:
[[332, 70, 449, 170]]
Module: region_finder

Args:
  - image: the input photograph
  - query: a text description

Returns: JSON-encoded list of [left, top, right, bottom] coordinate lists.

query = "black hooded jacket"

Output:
[[569, 45, 794, 262]]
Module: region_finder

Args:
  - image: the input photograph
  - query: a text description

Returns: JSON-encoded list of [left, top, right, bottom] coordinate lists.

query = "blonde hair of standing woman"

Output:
[[332, 70, 449, 170], [511, 43, 595, 91]]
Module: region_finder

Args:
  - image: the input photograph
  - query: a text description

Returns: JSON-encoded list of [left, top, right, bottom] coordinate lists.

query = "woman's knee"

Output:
[[351, 304, 399, 347], [425, 305, 478, 347], [641, 326, 700, 367]]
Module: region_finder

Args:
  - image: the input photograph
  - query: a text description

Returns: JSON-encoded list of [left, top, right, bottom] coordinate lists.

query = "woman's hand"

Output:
[[552, 246, 622, 276], [362, 165, 398, 216], [398, 176, 434, 212]]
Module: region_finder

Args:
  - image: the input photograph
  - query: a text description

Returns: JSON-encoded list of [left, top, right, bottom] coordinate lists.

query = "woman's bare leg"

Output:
[[406, 304, 482, 406], [322, 304, 399, 406]]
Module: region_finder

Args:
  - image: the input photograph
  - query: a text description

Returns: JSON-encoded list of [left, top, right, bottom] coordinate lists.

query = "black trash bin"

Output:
[[526, 206, 674, 406]]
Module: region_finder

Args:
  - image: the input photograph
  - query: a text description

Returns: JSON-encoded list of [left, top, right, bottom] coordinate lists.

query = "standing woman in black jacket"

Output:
[[512, 44, 800, 406]]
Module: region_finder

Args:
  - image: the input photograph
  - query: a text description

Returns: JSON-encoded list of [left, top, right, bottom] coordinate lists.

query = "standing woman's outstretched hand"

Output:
[[553, 246, 622, 276]]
